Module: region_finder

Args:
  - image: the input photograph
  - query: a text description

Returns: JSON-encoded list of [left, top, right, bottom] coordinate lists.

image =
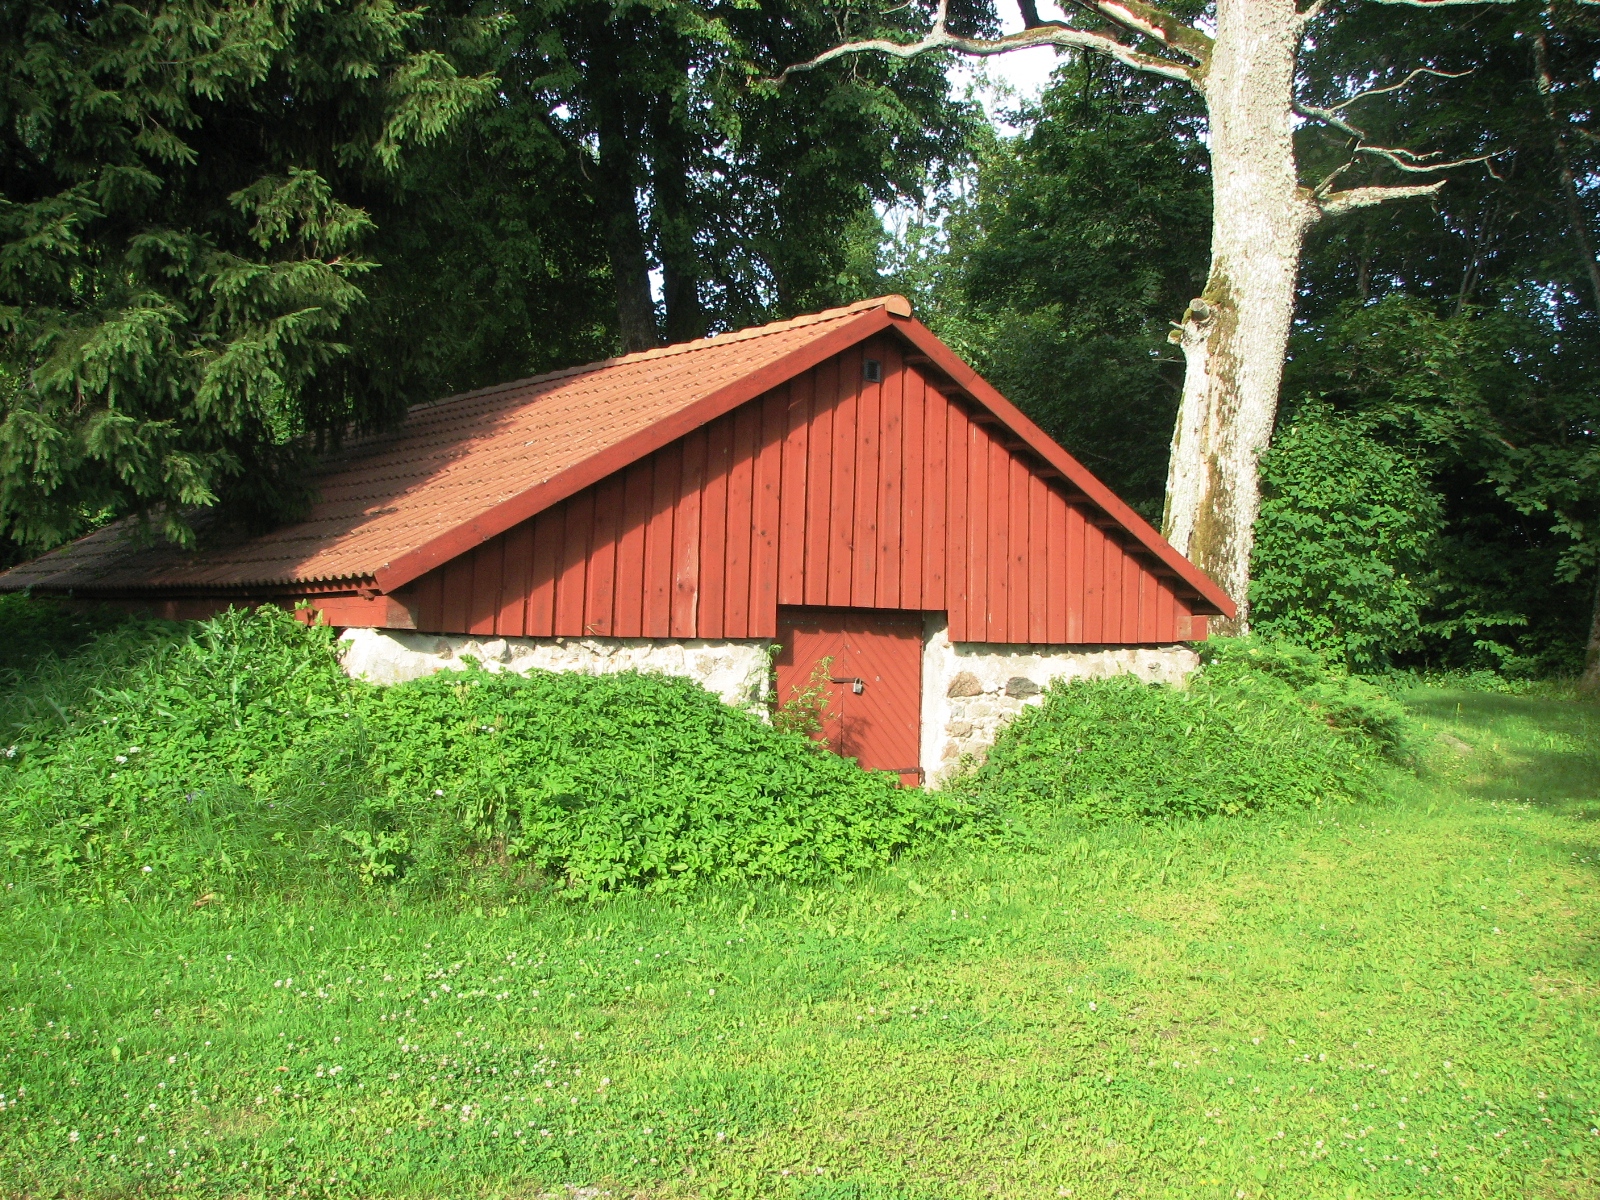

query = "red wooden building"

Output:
[[2, 296, 1233, 780]]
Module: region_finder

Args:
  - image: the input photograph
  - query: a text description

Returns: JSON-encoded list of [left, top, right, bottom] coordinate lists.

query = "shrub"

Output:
[[1250, 403, 1442, 671], [0, 605, 991, 900], [960, 638, 1404, 823]]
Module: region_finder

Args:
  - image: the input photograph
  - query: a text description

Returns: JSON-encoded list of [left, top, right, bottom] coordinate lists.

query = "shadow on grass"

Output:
[[1402, 688, 1600, 818]]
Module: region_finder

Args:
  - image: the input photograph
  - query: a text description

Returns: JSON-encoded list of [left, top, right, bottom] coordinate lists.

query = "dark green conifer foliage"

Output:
[[0, 0, 492, 550]]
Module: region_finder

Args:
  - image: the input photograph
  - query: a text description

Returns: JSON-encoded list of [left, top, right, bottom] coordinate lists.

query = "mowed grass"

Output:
[[1, 687, 1597, 1199]]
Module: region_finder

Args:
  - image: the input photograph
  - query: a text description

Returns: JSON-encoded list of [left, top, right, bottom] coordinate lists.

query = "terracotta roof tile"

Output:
[[1, 298, 905, 594]]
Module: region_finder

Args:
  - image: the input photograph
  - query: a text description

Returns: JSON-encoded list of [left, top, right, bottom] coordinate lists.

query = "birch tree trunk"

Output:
[[1161, 0, 1313, 633]]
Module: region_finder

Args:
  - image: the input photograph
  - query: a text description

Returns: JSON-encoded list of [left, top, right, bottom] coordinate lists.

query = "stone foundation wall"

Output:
[[339, 622, 1198, 783], [919, 616, 1199, 782], [337, 628, 771, 711]]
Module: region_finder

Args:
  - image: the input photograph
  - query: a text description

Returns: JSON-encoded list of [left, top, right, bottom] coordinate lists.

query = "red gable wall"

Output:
[[397, 335, 1206, 645]]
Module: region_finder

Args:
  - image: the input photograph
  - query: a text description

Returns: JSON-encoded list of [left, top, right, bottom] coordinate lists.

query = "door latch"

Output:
[[830, 676, 866, 694]]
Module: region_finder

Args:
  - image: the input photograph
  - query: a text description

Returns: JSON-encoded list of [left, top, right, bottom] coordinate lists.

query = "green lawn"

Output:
[[2, 687, 1597, 1199]]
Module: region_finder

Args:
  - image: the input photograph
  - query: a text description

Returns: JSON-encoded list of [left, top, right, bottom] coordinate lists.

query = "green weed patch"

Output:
[[0, 605, 990, 901], [961, 638, 1406, 822]]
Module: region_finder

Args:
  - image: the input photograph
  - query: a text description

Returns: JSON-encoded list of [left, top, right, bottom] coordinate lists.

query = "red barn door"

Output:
[[774, 608, 923, 784]]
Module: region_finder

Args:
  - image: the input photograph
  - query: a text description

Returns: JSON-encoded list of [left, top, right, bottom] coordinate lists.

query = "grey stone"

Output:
[[481, 638, 511, 663], [947, 670, 983, 698], [1005, 676, 1041, 698]]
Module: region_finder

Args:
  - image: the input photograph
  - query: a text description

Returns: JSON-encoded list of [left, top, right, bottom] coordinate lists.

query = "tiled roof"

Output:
[[1, 297, 904, 594]]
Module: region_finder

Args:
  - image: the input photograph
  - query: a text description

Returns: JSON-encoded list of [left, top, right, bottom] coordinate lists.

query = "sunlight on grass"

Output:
[[1, 688, 1597, 1198]]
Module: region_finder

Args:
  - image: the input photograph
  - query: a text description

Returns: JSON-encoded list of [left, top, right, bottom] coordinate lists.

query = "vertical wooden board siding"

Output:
[[1065, 505, 1086, 643], [1008, 454, 1031, 642], [803, 363, 834, 607], [1081, 520, 1104, 643], [1028, 471, 1049, 644], [877, 350, 904, 609], [852, 347, 882, 609], [1135, 569, 1156, 644], [986, 433, 1010, 642], [671, 428, 705, 638], [724, 402, 759, 637], [1044, 488, 1068, 643], [415, 569, 445, 634], [643, 443, 679, 638], [403, 345, 1212, 648], [827, 352, 858, 607], [468, 538, 503, 635], [1105, 532, 1127, 643], [525, 508, 562, 637], [496, 522, 532, 637], [440, 554, 474, 633], [1156, 578, 1178, 642], [614, 461, 652, 637], [1118, 538, 1138, 644], [554, 488, 593, 636], [778, 378, 810, 605], [585, 474, 624, 636], [899, 364, 925, 610], [945, 403, 970, 640], [922, 377, 947, 611], [700, 415, 733, 635], [751, 391, 785, 637]]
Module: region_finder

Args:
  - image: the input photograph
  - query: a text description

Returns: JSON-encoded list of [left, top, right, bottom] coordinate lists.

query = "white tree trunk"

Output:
[[1162, 0, 1314, 633]]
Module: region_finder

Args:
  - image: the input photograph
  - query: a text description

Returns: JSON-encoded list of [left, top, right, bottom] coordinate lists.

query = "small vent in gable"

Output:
[[863, 358, 883, 383]]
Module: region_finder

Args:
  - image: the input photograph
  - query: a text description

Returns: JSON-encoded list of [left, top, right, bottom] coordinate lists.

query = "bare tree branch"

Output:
[[1355, 144, 1497, 172], [770, 0, 1200, 86], [1325, 66, 1472, 112], [1317, 181, 1445, 217]]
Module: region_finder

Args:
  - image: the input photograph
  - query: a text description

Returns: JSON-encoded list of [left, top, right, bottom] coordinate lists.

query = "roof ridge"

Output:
[[401, 295, 911, 418]]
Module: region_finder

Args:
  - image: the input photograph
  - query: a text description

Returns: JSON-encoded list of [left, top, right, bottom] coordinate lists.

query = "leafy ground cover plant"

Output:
[[0, 603, 991, 901], [959, 638, 1408, 822]]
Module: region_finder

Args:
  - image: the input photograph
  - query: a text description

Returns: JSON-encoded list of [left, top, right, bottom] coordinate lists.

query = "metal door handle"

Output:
[[830, 676, 865, 694]]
